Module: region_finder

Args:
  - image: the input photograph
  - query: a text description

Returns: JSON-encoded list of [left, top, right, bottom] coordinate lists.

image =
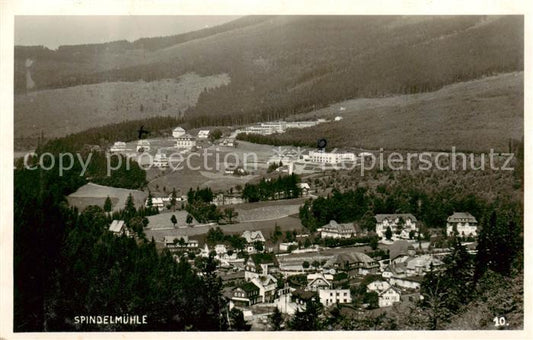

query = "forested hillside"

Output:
[[15, 15, 523, 150]]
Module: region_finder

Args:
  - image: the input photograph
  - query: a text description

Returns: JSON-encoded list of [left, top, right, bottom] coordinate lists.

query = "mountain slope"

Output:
[[14, 15, 523, 150], [239, 72, 523, 152]]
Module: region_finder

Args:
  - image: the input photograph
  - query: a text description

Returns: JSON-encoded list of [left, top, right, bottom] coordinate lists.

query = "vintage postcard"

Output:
[[1, 0, 530, 339]]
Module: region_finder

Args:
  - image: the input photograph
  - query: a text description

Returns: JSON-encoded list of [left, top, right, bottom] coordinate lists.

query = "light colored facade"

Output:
[[367, 280, 391, 292], [172, 127, 186, 138], [163, 235, 199, 249], [146, 197, 166, 211], [197, 130, 210, 139], [175, 133, 196, 149], [153, 152, 168, 168], [319, 289, 352, 306], [251, 274, 278, 303], [136, 140, 151, 152], [215, 244, 227, 255], [109, 220, 129, 236], [307, 150, 356, 164], [375, 214, 418, 239], [306, 274, 332, 291], [110, 141, 127, 153], [320, 220, 356, 239], [279, 242, 298, 252], [446, 212, 478, 237], [378, 287, 401, 307], [389, 276, 422, 290], [285, 121, 319, 129], [242, 230, 266, 244]]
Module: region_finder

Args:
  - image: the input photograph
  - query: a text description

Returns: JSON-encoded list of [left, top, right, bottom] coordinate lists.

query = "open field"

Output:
[[259, 72, 523, 152], [67, 182, 147, 212], [14, 73, 229, 141], [236, 204, 301, 222], [145, 214, 303, 244], [144, 141, 278, 195]]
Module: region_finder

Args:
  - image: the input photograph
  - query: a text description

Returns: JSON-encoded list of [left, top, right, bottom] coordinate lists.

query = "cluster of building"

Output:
[[238, 119, 327, 136], [154, 212, 477, 315], [145, 194, 187, 212], [318, 211, 477, 241]]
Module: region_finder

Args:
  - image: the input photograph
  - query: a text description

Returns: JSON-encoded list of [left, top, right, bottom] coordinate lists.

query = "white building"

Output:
[[285, 121, 319, 129], [318, 289, 352, 307], [306, 273, 333, 291], [251, 274, 278, 303], [307, 150, 356, 164], [164, 235, 199, 249], [279, 242, 298, 252], [320, 220, 356, 239], [110, 141, 127, 153], [136, 140, 151, 152], [175, 133, 196, 149], [172, 127, 186, 138], [334, 116, 343, 121], [109, 220, 128, 236], [153, 152, 168, 168], [220, 138, 235, 147], [146, 197, 166, 211], [367, 280, 391, 292], [215, 244, 228, 255], [242, 230, 266, 244], [389, 276, 422, 290], [375, 214, 418, 239], [446, 212, 478, 237], [297, 183, 311, 196], [378, 287, 401, 307], [197, 130, 210, 139]]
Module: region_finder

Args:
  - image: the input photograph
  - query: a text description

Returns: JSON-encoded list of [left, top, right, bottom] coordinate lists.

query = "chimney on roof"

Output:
[[261, 263, 269, 275]]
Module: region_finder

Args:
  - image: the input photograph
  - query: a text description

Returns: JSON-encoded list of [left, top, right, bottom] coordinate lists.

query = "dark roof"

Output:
[[292, 289, 317, 301], [447, 212, 477, 223], [238, 281, 260, 293], [325, 251, 378, 268], [322, 220, 355, 234], [375, 214, 417, 223]]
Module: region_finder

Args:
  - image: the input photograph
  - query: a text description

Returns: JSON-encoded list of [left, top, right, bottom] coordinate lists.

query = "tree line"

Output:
[[242, 174, 301, 202]]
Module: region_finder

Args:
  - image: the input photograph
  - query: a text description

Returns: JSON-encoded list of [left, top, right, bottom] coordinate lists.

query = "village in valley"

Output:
[[13, 15, 524, 333], [74, 120, 484, 330]]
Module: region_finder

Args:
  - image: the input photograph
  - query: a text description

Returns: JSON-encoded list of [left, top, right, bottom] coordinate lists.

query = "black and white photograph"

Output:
[[1, 0, 530, 337]]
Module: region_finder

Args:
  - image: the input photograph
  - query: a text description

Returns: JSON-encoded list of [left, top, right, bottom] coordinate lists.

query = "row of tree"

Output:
[[242, 174, 301, 202]]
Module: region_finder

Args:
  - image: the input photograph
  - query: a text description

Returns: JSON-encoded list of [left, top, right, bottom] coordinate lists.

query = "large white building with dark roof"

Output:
[[172, 126, 186, 138], [375, 213, 418, 239], [175, 133, 196, 149], [320, 220, 356, 239], [446, 212, 478, 237]]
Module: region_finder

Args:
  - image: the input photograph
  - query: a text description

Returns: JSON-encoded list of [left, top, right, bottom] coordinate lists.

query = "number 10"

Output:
[[493, 316, 508, 327]]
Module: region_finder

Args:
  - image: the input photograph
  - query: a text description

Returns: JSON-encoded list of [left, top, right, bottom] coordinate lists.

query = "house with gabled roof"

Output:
[[172, 126, 186, 138], [367, 280, 391, 293], [109, 220, 132, 237], [446, 212, 478, 237], [231, 281, 261, 306], [175, 133, 196, 149], [242, 230, 266, 243], [378, 286, 401, 307], [375, 213, 418, 240], [305, 273, 332, 291], [320, 220, 356, 239], [324, 251, 379, 277], [251, 274, 278, 303]]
